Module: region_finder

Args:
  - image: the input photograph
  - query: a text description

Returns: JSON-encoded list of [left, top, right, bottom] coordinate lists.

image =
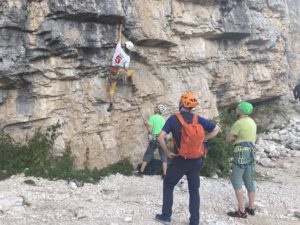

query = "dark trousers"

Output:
[[161, 156, 203, 225]]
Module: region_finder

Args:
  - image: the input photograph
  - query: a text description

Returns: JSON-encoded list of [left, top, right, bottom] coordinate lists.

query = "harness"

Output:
[[234, 142, 254, 148], [110, 67, 128, 84], [233, 142, 256, 165]]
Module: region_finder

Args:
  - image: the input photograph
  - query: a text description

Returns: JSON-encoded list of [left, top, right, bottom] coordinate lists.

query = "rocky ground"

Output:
[[0, 157, 299, 225], [1, 96, 300, 225]]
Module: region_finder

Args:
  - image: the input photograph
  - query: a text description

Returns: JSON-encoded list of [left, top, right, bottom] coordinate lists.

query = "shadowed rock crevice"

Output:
[[47, 0, 125, 24], [48, 14, 125, 25], [180, 0, 218, 6], [135, 39, 177, 48], [16, 78, 35, 116]]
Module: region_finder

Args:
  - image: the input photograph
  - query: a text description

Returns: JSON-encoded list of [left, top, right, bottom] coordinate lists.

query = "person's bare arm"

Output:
[[226, 132, 236, 142], [144, 120, 153, 134], [204, 125, 221, 141], [117, 24, 122, 43]]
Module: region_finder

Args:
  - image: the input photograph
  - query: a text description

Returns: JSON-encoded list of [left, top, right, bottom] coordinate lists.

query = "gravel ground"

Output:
[[0, 157, 299, 225]]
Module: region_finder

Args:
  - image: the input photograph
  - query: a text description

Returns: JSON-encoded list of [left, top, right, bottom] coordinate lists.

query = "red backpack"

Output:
[[176, 113, 206, 159]]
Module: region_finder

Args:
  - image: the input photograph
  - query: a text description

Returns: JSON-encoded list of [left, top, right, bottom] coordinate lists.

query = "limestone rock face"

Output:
[[0, 0, 299, 169]]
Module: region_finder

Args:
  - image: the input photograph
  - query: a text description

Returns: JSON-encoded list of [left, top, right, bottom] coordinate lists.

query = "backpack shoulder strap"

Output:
[[175, 113, 186, 126], [192, 114, 198, 125]]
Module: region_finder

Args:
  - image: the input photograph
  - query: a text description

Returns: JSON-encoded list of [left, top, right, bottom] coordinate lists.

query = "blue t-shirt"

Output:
[[162, 111, 216, 149]]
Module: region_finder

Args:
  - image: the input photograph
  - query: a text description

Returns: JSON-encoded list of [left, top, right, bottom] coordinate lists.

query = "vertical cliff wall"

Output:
[[0, 0, 299, 169]]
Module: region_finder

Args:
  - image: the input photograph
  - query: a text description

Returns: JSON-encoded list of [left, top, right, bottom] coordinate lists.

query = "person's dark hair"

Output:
[[124, 47, 130, 54], [122, 44, 130, 54]]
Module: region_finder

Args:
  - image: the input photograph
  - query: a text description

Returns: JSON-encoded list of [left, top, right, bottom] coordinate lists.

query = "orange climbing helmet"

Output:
[[180, 92, 198, 108]]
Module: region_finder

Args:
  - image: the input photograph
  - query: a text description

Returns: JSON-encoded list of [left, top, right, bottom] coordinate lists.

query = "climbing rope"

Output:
[[132, 95, 146, 124], [132, 95, 153, 141]]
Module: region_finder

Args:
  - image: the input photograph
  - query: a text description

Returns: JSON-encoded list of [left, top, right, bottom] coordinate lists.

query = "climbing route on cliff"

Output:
[[1, 0, 299, 173], [107, 23, 138, 112]]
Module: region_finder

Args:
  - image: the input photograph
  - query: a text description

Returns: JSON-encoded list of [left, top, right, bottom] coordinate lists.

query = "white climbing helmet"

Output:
[[124, 41, 134, 51], [157, 104, 166, 114]]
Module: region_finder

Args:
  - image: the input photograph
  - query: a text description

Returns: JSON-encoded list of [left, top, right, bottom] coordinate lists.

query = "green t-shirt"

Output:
[[230, 117, 257, 145], [148, 114, 165, 136]]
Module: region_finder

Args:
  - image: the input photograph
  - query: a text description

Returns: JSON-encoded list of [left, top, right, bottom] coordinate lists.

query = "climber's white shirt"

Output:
[[111, 43, 130, 68]]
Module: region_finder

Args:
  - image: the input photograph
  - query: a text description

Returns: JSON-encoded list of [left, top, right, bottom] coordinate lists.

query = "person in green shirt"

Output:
[[226, 101, 257, 219], [135, 104, 167, 179]]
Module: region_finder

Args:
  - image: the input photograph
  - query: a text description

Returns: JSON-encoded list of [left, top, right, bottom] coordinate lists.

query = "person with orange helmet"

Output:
[[155, 92, 220, 225], [179, 92, 198, 109], [107, 23, 138, 112]]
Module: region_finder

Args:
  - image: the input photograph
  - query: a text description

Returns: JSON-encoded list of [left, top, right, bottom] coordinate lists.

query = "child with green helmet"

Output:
[[226, 101, 257, 219]]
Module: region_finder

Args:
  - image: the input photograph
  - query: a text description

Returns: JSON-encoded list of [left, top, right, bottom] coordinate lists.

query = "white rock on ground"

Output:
[[257, 158, 276, 168]]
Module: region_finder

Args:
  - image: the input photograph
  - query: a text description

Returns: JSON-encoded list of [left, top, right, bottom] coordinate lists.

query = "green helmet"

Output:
[[237, 101, 253, 115]]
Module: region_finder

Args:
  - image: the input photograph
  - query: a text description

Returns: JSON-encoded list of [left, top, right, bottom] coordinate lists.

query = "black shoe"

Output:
[[161, 174, 166, 180], [134, 170, 143, 178], [107, 103, 113, 112], [155, 214, 171, 225], [227, 210, 247, 219], [245, 207, 255, 215]]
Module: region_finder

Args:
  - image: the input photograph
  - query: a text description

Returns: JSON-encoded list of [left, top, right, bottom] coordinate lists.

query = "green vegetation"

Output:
[[0, 170, 10, 181], [0, 123, 60, 178], [201, 111, 236, 178], [0, 123, 134, 183]]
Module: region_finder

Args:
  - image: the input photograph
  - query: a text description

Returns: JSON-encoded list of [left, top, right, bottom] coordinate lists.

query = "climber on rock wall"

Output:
[[107, 23, 138, 112]]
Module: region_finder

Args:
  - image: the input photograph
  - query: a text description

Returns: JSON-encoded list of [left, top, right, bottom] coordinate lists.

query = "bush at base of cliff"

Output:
[[0, 124, 60, 177], [200, 111, 235, 178], [0, 124, 134, 182], [201, 132, 233, 178]]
